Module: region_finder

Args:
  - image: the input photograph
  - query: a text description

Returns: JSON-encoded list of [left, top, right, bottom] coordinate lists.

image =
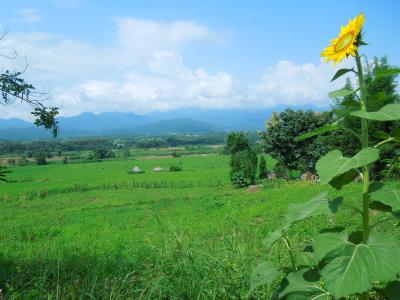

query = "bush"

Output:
[[62, 157, 69, 164], [34, 152, 47, 165], [93, 148, 115, 160], [230, 149, 258, 187], [230, 171, 253, 188], [169, 165, 182, 172]]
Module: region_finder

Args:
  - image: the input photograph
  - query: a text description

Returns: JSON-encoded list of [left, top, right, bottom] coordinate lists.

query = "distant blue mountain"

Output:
[[0, 106, 323, 140], [0, 118, 32, 129], [58, 111, 149, 131]]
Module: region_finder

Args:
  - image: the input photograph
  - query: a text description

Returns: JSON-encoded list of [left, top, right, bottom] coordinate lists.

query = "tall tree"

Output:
[[260, 109, 333, 173]]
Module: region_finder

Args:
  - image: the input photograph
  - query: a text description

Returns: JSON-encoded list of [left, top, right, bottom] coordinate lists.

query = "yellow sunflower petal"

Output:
[[321, 13, 365, 64]]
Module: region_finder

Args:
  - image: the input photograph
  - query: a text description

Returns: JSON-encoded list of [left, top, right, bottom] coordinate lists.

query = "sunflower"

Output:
[[321, 14, 365, 64]]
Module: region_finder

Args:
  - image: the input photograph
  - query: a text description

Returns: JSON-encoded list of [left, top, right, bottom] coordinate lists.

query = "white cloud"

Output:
[[14, 9, 42, 23], [0, 17, 354, 120], [248, 60, 355, 107]]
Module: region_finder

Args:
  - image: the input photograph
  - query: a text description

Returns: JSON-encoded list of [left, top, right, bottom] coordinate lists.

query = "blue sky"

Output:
[[0, 0, 399, 119]]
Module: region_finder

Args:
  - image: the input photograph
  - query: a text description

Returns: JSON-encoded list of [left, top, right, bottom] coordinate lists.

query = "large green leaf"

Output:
[[369, 183, 400, 212], [250, 261, 282, 293], [280, 269, 330, 300], [318, 232, 400, 298], [295, 252, 318, 267], [328, 88, 355, 99], [313, 231, 352, 261], [285, 193, 341, 225], [316, 148, 379, 185], [330, 68, 355, 82], [351, 104, 400, 121]]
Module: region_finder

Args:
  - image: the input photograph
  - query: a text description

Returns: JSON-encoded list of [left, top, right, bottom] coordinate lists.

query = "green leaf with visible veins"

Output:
[[280, 269, 330, 300], [318, 232, 400, 298], [351, 104, 400, 121], [285, 193, 341, 225], [250, 261, 282, 293], [313, 231, 352, 261], [369, 182, 400, 212], [316, 148, 379, 185]]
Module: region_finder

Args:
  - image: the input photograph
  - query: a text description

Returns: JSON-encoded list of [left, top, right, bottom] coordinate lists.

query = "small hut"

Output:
[[130, 166, 144, 174], [153, 166, 164, 172]]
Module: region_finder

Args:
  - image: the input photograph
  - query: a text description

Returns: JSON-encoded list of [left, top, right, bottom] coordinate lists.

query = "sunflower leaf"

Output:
[[328, 88, 355, 99], [316, 148, 379, 185], [330, 68, 355, 82], [351, 104, 400, 121], [318, 232, 400, 298], [250, 262, 282, 293]]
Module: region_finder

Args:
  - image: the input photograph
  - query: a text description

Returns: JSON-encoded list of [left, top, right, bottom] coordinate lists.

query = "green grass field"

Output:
[[0, 154, 399, 299]]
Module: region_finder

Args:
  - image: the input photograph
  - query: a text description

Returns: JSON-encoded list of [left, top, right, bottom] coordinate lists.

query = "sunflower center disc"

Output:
[[335, 32, 354, 51]]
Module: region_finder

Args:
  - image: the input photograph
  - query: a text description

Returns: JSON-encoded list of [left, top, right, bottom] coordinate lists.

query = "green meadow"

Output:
[[0, 154, 399, 299]]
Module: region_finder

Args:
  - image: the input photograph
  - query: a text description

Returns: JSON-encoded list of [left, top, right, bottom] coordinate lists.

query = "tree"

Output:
[[225, 132, 251, 154], [1, 31, 59, 136], [260, 109, 333, 173], [227, 132, 258, 187], [93, 148, 115, 160]]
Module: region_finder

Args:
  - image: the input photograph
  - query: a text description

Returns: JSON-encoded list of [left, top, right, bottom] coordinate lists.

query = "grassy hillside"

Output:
[[0, 155, 398, 299]]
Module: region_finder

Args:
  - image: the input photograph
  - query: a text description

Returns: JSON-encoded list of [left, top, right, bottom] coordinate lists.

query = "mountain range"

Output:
[[0, 107, 321, 140]]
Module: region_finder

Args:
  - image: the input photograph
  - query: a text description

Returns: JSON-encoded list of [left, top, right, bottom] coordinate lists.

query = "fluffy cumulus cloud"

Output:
[[0, 17, 350, 119], [248, 60, 354, 107]]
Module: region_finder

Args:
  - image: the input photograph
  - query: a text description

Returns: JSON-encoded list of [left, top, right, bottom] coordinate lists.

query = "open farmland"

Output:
[[1, 154, 398, 299]]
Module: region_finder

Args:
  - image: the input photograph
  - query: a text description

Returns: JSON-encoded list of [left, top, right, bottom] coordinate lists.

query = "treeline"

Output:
[[0, 132, 261, 156]]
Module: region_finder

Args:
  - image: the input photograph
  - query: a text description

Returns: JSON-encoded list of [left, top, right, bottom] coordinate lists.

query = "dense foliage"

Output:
[[260, 109, 333, 173], [332, 56, 400, 180], [227, 132, 258, 187], [258, 155, 267, 179]]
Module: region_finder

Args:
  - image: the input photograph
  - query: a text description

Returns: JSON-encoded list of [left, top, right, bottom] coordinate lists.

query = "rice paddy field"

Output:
[[0, 154, 399, 299]]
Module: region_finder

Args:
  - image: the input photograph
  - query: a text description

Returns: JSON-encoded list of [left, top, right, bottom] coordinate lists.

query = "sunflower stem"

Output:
[[355, 52, 370, 300]]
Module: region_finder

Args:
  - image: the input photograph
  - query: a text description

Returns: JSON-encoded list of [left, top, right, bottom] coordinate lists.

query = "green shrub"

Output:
[[169, 165, 182, 172], [34, 152, 47, 165], [230, 149, 258, 187], [258, 156, 267, 179]]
